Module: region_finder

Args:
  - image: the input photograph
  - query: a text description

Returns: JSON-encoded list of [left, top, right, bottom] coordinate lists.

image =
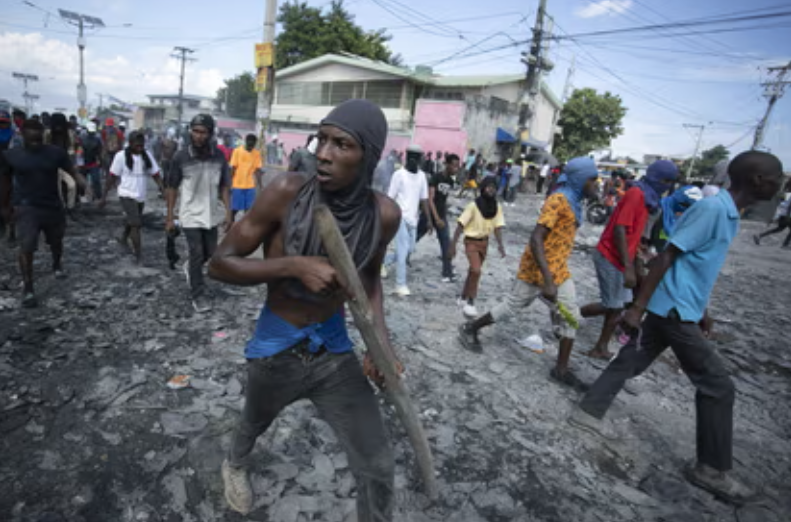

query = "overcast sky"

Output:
[[1, 0, 788, 165]]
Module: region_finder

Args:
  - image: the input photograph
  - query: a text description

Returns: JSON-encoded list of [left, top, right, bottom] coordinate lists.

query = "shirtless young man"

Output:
[[209, 99, 402, 519]]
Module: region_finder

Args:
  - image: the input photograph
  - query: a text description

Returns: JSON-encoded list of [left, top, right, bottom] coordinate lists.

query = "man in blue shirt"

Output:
[[570, 151, 784, 505]]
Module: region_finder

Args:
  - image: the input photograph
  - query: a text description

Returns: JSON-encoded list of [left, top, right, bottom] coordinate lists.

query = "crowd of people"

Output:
[[0, 97, 788, 519]]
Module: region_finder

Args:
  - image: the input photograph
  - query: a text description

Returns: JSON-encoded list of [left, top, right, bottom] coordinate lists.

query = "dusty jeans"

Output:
[[229, 348, 394, 522], [579, 311, 735, 471], [183, 227, 218, 298]]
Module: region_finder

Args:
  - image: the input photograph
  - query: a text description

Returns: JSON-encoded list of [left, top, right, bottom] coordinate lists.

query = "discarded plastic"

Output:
[[166, 375, 190, 390], [517, 334, 545, 353]]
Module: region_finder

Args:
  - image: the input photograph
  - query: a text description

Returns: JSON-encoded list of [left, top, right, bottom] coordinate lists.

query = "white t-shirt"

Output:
[[110, 150, 160, 202], [540, 164, 550, 178], [387, 167, 429, 226]]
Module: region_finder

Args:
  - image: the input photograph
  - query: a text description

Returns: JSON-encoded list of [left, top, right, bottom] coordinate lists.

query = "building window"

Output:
[[329, 81, 361, 105], [366, 81, 402, 108], [277, 82, 325, 105]]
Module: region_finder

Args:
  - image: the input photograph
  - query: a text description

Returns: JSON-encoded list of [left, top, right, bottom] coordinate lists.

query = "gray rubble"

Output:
[[0, 191, 789, 521]]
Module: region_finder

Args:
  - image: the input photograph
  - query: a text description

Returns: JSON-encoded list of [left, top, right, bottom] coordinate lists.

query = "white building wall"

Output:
[[530, 93, 558, 144], [271, 104, 412, 132], [462, 99, 518, 160], [280, 63, 405, 83]]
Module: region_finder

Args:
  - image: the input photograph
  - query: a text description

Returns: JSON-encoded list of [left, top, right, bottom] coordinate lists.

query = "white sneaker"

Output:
[[456, 297, 466, 307], [462, 303, 478, 318], [222, 459, 253, 514], [395, 286, 411, 297], [380, 265, 388, 279]]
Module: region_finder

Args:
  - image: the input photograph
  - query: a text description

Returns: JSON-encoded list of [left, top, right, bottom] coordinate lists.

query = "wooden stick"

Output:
[[313, 204, 439, 500]]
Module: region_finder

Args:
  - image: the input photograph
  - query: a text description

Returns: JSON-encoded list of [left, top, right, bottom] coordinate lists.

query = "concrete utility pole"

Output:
[[516, 0, 553, 152], [58, 9, 105, 120], [753, 60, 791, 150], [256, 0, 279, 158], [683, 123, 706, 179], [12, 72, 40, 114], [171, 47, 196, 129]]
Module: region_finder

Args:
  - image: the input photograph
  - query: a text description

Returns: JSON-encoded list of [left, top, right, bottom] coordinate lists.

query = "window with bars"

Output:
[[276, 80, 403, 108]]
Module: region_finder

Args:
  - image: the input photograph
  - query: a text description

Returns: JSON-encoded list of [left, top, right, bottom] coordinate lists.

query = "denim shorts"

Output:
[[593, 249, 632, 309]]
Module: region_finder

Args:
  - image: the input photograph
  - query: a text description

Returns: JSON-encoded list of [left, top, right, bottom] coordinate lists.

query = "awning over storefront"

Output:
[[522, 136, 548, 149], [495, 127, 517, 143]]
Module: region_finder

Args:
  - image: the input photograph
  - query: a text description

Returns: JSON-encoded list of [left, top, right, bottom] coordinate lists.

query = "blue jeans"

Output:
[[385, 220, 417, 287], [86, 166, 102, 200]]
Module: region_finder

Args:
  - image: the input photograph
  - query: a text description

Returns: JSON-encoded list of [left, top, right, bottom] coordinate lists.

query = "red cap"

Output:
[[105, 117, 115, 126]]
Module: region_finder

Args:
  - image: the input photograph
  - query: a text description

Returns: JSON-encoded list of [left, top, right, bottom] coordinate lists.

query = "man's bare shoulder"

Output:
[[374, 192, 401, 241]]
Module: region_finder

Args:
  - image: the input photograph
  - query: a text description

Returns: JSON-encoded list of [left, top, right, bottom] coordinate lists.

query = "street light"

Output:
[[58, 8, 105, 121]]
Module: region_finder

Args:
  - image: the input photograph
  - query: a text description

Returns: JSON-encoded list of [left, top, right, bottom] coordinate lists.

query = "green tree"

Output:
[[682, 144, 729, 180], [275, 0, 402, 69], [553, 88, 627, 161], [217, 72, 257, 120]]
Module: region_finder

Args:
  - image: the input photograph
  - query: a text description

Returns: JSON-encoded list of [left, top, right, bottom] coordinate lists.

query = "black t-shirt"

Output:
[[2, 145, 72, 209], [430, 171, 454, 218]]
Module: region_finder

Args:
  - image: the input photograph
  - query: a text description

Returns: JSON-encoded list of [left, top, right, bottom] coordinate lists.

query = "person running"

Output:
[[0, 120, 86, 307], [80, 122, 104, 201], [383, 144, 433, 296], [753, 179, 791, 249], [580, 160, 679, 360], [428, 153, 459, 282], [165, 114, 232, 313], [208, 99, 401, 519], [458, 158, 599, 390], [450, 176, 506, 318], [229, 134, 263, 222], [101, 131, 163, 264], [570, 151, 784, 504]]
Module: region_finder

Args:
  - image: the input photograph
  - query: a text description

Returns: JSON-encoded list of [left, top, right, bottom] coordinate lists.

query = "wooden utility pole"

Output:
[[172, 47, 196, 129], [753, 60, 791, 150], [256, 0, 278, 161], [516, 0, 552, 152]]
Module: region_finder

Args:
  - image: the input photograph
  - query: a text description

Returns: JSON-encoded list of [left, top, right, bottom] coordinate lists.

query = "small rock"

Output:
[[225, 377, 242, 396], [313, 453, 335, 480], [464, 369, 493, 384], [332, 453, 349, 470], [267, 462, 300, 481], [488, 361, 507, 374]]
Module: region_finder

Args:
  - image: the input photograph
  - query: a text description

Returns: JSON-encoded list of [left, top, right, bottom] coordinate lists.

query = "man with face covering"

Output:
[[165, 114, 232, 313], [382, 144, 433, 296], [580, 160, 679, 360], [460, 158, 600, 389], [208, 99, 402, 518]]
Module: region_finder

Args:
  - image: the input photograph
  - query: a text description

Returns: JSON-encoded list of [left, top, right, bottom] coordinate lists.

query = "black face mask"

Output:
[[406, 151, 422, 174]]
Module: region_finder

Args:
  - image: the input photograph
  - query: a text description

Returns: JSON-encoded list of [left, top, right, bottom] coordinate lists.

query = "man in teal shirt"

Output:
[[570, 150, 784, 505]]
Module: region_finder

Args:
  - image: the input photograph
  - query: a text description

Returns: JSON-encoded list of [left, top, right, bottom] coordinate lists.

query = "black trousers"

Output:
[[579, 311, 735, 471], [229, 349, 394, 521], [183, 227, 218, 298]]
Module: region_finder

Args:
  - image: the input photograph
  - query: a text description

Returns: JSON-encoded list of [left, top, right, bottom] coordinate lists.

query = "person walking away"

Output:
[[450, 176, 506, 317], [101, 131, 163, 264], [537, 160, 550, 194], [580, 160, 679, 360], [229, 134, 263, 223], [458, 153, 483, 198], [81, 122, 104, 201], [423, 151, 435, 176], [753, 181, 791, 249], [507, 159, 523, 205], [383, 144, 433, 296], [0, 120, 86, 307], [165, 114, 232, 313], [458, 158, 598, 389], [428, 153, 459, 282], [209, 99, 402, 519], [570, 151, 784, 504]]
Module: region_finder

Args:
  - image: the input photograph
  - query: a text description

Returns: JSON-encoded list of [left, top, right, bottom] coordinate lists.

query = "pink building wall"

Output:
[[412, 100, 468, 158]]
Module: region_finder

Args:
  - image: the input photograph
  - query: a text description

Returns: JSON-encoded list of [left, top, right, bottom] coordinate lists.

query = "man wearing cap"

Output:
[[382, 144, 433, 296], [165, 114, 232, 313], [580, 160, 679, 360], [208, 99, 402, 519], [1, 119, 86, 307]]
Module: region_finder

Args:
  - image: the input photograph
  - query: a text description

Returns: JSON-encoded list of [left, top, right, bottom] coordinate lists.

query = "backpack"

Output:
[[82, 135, 102, 164]]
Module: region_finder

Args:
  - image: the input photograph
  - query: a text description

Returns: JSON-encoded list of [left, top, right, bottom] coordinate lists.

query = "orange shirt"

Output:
[[518, 193, 577, 286], [230, 147, 263, 189]]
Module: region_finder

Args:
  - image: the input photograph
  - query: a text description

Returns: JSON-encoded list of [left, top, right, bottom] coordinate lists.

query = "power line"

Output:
[[552, 10, 791, 41], [369, 0, 463, 39]]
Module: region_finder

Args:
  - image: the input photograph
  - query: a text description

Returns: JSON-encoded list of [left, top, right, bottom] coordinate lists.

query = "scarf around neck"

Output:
[[555, 157, 599, 226], [475, 176, 499, 219], [637, 160, 679, 212]]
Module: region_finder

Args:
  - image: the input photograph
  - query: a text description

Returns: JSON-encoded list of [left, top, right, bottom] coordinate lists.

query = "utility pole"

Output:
[[517, 0, 553, 153], [12, 72, 40, 114], [171, 47, 196, 130], [547, 53, 574, 151], [256, 0, 279, 159], [753, 60, 791, 150], [59, 9, 105, 121], [683, 123, 706, 179]]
